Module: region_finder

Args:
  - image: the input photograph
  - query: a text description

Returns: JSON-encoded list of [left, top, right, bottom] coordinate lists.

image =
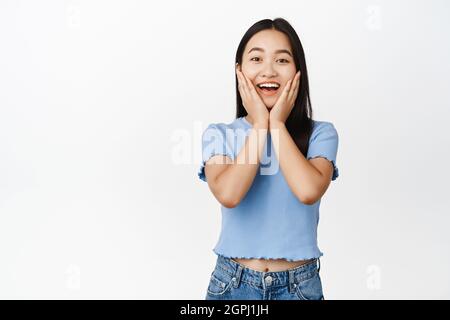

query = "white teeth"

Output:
[[258, 83, 280, 88]]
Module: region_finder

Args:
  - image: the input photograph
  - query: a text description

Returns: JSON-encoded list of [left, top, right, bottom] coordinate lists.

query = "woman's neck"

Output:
[[245, 115, 254, 126]]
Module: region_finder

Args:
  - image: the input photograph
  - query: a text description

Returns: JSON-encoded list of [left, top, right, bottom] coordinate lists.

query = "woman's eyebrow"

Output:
[[247, 47, 292, 57]]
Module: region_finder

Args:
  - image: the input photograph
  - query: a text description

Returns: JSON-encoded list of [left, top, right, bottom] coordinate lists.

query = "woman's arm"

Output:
[[205, 121, 269, 208], [269, 121, 334, 205]]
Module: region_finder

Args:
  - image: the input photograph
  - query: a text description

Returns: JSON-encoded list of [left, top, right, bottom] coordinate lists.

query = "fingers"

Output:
[[280, 77, 293, 100], [236, 64, 261, 102], [236, 64, 267, 116], [242, 69, 256, 93], [236, 64, 248, 100], [274, 70, 300, 111], [237, 65, 257, 96], [287, 70, 301, 102]]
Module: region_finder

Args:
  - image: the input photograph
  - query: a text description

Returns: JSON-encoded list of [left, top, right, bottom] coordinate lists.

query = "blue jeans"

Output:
[[205, 254, 324, 300]]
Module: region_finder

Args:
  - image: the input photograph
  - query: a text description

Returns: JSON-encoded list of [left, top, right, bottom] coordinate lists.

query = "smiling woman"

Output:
[[198, 17, 339, 301], [239, 30, 297, 107]]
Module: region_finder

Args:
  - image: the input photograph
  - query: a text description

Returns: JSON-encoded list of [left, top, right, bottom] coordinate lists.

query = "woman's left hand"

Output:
[[269, 70, 301, 126]]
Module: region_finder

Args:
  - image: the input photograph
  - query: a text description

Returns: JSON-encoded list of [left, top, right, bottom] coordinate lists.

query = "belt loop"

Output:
[[317, 257, 321, 273], [233, 264, 243, 288], [288, 269, 295, 294]]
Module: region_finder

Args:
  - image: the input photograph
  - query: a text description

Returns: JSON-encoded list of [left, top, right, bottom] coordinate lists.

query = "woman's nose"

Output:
[[260, 64, 277, 77]]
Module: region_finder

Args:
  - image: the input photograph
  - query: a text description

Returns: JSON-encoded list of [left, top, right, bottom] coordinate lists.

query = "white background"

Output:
[[0, 0, 449, 299]]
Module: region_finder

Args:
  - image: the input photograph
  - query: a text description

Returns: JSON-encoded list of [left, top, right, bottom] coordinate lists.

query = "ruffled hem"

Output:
[[213, 248, 323, 262], [198, 153, 235, 182], [307, 155, 339, 181]]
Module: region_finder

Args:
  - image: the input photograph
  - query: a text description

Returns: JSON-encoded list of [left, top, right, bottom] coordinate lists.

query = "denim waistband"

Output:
[[214, 254, 321, 291]]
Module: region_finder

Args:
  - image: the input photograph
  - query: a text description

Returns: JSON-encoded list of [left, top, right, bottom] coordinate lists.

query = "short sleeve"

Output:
[[198, 124, 235, 182], [306, 122, 339, 181]]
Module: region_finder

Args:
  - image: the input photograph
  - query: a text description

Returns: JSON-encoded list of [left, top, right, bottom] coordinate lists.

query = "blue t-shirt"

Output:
[[198, 116, 339, 261]]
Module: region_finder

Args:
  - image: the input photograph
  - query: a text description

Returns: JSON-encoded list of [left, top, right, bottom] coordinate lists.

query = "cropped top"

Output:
[[198, 116, 339, 261]]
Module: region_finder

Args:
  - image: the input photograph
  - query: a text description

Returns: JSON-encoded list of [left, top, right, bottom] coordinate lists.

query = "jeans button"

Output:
[[264, 275, 273, 286]]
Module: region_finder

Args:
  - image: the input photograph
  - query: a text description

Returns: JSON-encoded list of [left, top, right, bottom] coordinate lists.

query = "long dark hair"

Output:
[[235, 18, 314, 156]]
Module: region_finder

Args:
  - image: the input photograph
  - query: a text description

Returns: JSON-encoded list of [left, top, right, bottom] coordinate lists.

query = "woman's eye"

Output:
[[250, 57, 289, 63]]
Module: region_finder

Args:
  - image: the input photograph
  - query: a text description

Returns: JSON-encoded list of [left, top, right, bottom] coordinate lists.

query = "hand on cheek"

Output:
[[269, 71, 301, 125]]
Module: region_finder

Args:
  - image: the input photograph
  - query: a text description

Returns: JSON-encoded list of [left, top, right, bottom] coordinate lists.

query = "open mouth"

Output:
[[256, 82, 280, 96]]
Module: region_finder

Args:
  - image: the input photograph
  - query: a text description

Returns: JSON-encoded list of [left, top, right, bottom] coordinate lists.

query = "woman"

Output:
[[198, 18, 339, 300]]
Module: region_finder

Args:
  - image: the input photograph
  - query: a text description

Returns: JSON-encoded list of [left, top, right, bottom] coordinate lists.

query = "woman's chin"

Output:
[[257, 92, 278, 108], [263, 99, 276, 109]]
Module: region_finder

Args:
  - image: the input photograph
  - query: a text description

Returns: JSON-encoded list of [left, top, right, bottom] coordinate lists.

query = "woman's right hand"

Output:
[[236, 64, 269, 125]]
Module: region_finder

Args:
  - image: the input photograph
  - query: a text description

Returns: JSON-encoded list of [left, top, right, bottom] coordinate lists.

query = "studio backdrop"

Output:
[[0, 0, 449, 299]]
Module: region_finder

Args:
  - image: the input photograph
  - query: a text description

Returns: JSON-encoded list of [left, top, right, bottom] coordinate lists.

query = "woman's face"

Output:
[[239, 29, 297, 108]]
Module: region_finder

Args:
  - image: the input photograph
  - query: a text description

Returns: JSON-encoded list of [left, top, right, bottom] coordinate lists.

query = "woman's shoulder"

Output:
[[310, 119, 338, 137], [203, 117, 249, 135], [312, 119, 336, 129]]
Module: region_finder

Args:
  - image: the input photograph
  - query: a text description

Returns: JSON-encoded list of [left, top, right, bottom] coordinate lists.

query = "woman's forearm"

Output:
[[270, 121, 323, 204], [215, 121, 269, 207]]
